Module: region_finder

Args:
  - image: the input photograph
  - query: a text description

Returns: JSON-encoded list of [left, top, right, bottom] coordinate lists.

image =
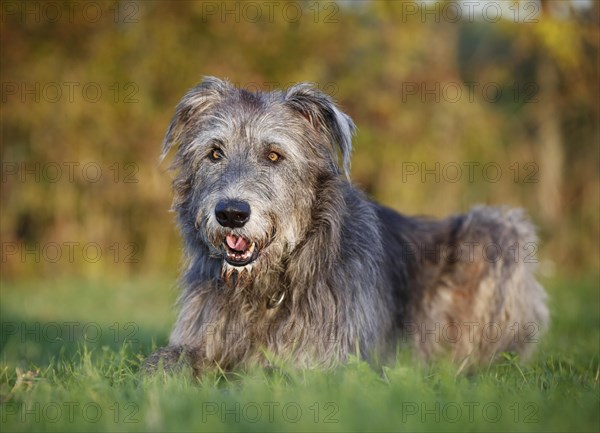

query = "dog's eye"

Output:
[[209, 148, 224, 161], [267, 151, 281, 163]]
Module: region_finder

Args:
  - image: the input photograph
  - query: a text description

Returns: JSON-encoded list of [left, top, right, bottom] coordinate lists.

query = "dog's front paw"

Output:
[[142, 346, 194, 375]]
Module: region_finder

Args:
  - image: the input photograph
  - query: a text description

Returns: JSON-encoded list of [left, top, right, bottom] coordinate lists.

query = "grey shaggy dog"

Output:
[[146, 77, 549, 375]]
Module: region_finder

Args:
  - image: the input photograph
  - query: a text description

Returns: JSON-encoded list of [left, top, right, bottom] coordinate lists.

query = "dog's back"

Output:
[[376, 203, 549, 365]]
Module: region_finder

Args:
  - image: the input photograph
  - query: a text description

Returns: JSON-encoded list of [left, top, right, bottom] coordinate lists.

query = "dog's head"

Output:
[[162, 77, 355, 281]]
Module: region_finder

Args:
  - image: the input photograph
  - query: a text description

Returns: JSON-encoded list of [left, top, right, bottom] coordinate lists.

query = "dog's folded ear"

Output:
[[284, 84, 356, 178], [161, 76, 233, 161]]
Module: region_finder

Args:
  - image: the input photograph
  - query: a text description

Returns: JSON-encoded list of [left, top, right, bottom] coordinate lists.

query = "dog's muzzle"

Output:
[[214, 199, 260, 266]]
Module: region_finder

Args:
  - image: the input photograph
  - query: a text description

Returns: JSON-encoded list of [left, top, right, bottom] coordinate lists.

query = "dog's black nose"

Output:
[[215, 200, 251, 228]]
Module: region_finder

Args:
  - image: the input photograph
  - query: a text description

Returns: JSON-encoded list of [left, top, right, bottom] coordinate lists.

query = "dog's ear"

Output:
[[161, 76, 233, 161], [284, 84, 355, 178]]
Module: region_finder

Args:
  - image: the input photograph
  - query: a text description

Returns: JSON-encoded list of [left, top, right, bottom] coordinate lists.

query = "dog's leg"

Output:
[[143, 346, 196, 375]]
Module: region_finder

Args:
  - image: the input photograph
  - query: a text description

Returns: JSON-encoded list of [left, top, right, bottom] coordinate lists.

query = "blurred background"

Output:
[[1, 0, 598, 282]]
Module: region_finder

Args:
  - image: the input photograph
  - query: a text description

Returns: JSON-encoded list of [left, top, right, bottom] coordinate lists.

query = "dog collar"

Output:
[[267, 291, 285, 309]]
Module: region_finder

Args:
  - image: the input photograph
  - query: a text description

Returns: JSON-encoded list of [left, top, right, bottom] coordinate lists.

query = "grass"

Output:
[[0, 275, 598, 432]]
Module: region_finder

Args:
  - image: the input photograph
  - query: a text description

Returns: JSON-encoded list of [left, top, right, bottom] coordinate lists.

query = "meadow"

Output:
[[2, 1, 598, 432], [1, 274, 598, 432]]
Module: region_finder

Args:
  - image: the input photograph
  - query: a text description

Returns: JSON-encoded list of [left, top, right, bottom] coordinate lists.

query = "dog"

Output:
[[145, 77, 548, 375]]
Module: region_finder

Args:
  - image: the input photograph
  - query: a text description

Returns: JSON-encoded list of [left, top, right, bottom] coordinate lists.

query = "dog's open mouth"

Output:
[[223, 234, 258, 266]]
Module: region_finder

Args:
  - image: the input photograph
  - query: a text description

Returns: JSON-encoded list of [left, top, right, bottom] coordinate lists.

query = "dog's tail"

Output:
[[465, 206, 549, 360]]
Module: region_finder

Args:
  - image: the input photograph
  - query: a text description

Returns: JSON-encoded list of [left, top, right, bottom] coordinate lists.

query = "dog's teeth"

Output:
[[223, 240, 258, 266]]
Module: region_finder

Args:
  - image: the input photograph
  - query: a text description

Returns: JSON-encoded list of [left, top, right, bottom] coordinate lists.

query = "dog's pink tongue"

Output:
[[226, 234, 248, 251]]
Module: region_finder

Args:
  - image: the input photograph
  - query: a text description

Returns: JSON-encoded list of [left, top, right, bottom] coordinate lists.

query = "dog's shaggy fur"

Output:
[[146, 77, 548, 374]]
